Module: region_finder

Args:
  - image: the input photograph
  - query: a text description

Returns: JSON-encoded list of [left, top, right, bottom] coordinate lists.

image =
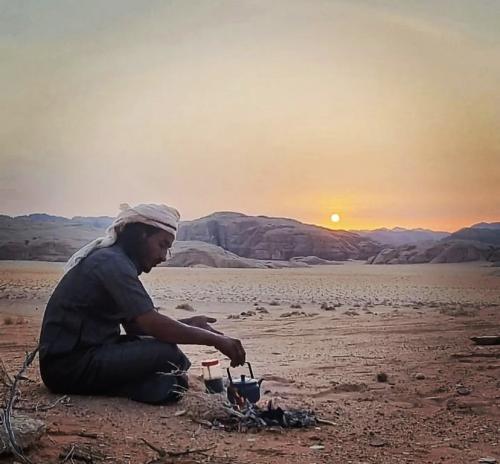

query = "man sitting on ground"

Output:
[[39, 203, 246, 404]]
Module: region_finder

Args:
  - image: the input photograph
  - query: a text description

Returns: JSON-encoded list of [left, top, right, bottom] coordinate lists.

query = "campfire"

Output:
[[179, 381, 318, 433], [221, 399, 318, 432]]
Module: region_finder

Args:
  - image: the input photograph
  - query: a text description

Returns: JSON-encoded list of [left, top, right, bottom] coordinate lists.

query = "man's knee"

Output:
[[174, 346, 191, 372], [161, 343, 191, 372], [129, 372, 188, 405]]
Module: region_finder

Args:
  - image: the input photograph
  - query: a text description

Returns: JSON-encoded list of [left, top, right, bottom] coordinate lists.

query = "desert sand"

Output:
[[0, 261, 499, 463]]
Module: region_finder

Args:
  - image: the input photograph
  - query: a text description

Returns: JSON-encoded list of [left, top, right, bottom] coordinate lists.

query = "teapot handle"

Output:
[[226, 367, 233, 384], [227, 362, 255, 384], [247, 362, 255, 379]]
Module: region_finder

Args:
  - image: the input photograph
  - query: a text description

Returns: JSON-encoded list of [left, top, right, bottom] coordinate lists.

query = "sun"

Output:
[[330, 213, 341, 223]]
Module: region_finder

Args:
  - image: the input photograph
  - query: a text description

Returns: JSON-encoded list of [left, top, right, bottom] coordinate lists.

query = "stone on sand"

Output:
[[0, 413, 46, 455]]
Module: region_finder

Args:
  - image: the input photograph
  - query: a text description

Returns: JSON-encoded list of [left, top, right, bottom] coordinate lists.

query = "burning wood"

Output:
[[215, 399, 317, 432], [180, 388, 317, 432]]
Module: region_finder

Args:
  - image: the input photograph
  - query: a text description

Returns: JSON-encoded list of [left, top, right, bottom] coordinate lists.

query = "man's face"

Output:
[[140, 229, 174, 273]]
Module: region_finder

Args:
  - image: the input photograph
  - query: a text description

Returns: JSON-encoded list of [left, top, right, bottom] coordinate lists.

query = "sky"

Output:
[[1, 0, 499, 231]]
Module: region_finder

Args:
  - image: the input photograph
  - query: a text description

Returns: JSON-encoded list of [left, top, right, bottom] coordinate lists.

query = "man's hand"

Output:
[[134, 311, 245, 366], [180, 315, 223, 335], [213, 335, 246, 367]]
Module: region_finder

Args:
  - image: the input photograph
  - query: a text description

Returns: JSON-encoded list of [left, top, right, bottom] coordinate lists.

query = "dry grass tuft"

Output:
[[176, 303, 195, 312], [178, 375, 232, 422], [439, 307, 478, 317], [180, 390, 231, 422]]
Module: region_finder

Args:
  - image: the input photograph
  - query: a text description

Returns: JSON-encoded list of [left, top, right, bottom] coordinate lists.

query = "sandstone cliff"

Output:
[[177, 212, 379, 261], [367, 240, 499, 264], [0, 212, 377, 265], [166, 241, 266, 268], [351, 227, 450, 246]]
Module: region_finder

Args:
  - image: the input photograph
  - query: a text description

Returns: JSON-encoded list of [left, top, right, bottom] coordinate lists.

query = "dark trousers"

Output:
[[40, 337, 191, 404]]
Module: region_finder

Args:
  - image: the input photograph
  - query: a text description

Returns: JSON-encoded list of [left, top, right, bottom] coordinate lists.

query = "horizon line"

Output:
[[1, 210, 498, 234]]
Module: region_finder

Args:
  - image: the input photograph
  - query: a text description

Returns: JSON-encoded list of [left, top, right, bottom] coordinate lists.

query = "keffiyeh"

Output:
[[64, 203, 180, 273]]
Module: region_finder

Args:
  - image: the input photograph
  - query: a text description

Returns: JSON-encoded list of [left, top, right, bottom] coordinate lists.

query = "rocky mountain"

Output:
[[177, 212, 380, 261], [0, 211, 379, 264], [367, 240, 499, 265], [0, 215, 110, 261], [2, 212, 498, 266], [366, 221, 500, 265], [446, 224, 500, 246], [166, 241, 320, 269], [470, 222, 500, 230], [350, 227, 450, 246], [166, 240, 264, 268]]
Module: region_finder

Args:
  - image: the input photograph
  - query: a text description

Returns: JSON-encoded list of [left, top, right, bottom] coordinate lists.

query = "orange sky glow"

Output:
[[0, 1, 499, 232]]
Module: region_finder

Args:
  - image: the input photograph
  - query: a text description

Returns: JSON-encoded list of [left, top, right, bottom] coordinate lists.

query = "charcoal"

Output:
[[215, 400, 317, 431]]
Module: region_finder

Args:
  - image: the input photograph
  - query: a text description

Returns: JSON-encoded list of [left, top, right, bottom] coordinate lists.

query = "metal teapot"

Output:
[[226, 362, 263, 405]]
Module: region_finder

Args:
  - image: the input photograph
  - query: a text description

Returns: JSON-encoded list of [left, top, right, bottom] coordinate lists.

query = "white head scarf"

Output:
[[64, 203, 180, 273]]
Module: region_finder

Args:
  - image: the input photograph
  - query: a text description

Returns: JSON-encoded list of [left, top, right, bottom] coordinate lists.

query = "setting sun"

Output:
[[330, 213, 341, 223]]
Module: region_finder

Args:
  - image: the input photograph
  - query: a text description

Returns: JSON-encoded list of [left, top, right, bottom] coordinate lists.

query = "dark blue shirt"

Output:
[[39, 244, 154, 359]]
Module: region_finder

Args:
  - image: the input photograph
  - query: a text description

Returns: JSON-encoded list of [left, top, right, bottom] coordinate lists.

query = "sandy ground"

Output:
[[0, 261, 499, 463]]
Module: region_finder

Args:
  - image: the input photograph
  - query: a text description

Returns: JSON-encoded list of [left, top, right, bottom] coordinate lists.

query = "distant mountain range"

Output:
[[350, 227, 450, 246], [366, 222, 500, 264], [0, 212, 499, 266], [470, 222, 500, 230]]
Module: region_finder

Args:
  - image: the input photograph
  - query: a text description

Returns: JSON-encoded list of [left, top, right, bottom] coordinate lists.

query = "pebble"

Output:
[[376, 372, 388, 383], [369, 437, 387, 447], [309, 444, 325, 450], [456, 385, 471, 396], [415, 373, 426, 380]]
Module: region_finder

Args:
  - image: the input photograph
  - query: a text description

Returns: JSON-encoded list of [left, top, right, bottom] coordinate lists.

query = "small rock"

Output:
[[456, 385, 471, 396], [376, 372, 388, 383], [343, 310, 359, 316], [176, 303, 195, 312], [0, 413, 46, 455], [369, 437, 387, 447], [478, 458, 497, 464], [240, 310, 256, 317], [414, 373, 425, 380], [309, 444, 325, 450], [320, 302, 336, 311]]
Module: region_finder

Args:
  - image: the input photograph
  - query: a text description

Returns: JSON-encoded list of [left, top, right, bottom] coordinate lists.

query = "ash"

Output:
[[217, 400, 317, 432]]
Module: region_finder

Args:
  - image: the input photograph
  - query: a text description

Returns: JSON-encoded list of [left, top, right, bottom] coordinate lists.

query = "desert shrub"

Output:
[[377, 372, 388, 382], [439, 307, 477, 317], [176, 303, 195, 312], [3, 316, 13, 325], [320, 302, 336, 311]]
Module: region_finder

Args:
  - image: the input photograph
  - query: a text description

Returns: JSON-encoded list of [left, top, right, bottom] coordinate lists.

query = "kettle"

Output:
[[226, 362, 263, 405]]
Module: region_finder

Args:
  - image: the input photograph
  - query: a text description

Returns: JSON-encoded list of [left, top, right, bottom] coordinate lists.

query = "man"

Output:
[[39, 203, 246, 404]]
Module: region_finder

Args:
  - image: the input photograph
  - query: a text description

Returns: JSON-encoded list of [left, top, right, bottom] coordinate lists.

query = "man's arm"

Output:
[[178, 315, 223, 334], [125, 315, 221, 336], [122, 320, 148, 336], [134, 310, 246, 367]]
